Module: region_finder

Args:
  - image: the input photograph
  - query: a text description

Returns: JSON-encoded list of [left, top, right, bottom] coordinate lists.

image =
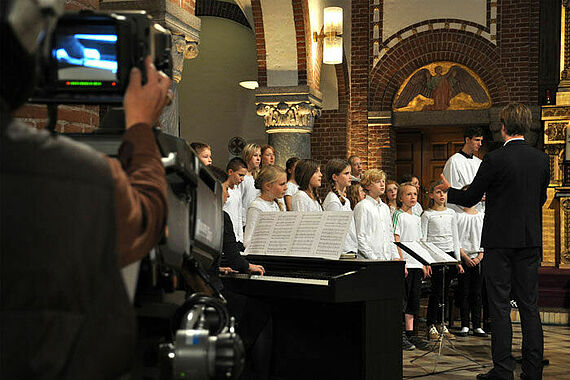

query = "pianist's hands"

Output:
[[248, 263, 265, 276], [220, 267, 238, 275]]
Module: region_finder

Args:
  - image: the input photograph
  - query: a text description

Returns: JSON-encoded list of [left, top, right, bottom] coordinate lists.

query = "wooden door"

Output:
[[395, 127, 486, 209]]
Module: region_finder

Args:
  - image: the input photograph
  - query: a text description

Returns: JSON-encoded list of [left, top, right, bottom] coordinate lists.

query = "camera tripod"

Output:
[[409, 263, 487, 376]]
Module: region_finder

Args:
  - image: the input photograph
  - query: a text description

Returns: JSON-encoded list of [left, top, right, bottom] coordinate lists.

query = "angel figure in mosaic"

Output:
[[394, 64, 490, 111]]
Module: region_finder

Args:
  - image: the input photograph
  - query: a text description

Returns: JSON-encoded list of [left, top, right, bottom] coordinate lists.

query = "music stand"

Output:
[[396, 242, 487, 376]]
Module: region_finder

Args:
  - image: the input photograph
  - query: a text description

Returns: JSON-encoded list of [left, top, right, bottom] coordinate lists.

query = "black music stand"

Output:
[[396, 242, 487, 376]]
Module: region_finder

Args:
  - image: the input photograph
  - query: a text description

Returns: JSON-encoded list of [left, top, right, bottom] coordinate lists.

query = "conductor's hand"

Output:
[[248, 263, 265, 276], [124, 56, 173, 129], [437, 174, 451, 192]]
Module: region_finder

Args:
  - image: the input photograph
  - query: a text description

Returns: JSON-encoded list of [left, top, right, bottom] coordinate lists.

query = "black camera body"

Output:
[[31, 11, 172, 105]]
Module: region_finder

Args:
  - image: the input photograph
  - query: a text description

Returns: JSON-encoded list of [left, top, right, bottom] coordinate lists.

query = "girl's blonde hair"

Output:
[[396, 182, 416, 208], [254, 165, 285, 210], [325, 159, 350, 205], [427, 179, 445, 209], [360, 169, 386, 192], [295, 159, 322, 205], [346, 182, 363, 210], [242, 143, 261, 177]]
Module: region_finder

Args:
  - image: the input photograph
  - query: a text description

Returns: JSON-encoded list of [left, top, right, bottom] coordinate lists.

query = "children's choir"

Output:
[[193, 140, 488, 354]]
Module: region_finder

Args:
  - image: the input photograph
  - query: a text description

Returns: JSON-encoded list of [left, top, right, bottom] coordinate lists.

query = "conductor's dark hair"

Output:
[[500, 102, 531, 137], [209, 166, 228, 183], [464, 126, 484, 141], [226, 157, 247, 173]]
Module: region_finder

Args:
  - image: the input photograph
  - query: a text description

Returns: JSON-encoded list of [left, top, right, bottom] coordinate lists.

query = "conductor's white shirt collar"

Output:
[[503, 137, 525, 146]]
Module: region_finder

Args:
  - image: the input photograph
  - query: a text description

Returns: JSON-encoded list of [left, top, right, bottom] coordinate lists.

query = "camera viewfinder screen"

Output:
[[54, 24, 118, 85]]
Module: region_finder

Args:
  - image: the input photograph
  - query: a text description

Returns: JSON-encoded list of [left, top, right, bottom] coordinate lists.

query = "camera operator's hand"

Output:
[[124, 56, 173, 128]]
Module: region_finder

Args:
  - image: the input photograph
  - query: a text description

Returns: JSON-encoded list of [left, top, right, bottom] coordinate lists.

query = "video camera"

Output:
[[26, 9, 244, 380], [31, 10, 172, 104]]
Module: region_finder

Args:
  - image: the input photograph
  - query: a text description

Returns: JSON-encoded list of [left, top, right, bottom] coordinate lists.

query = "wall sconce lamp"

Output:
[[313, 7, 343, 64]]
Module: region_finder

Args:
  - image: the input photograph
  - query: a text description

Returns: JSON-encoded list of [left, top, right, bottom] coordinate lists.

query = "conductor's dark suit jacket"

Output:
[[447, 139, 550, 249]]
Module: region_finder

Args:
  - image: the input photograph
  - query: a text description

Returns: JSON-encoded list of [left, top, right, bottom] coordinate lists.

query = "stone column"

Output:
[[159, 34, 199, 136], [256, 102, 321, 166], [100, 0, 201, 137], [255, 86, 322, 167]]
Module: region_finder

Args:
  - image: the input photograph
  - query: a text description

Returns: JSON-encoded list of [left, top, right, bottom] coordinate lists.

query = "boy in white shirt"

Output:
[[353, 169, 399, 260], [223, 157, 249, 248], [455, 186, 487, 338], [393, 182, 430, 351]]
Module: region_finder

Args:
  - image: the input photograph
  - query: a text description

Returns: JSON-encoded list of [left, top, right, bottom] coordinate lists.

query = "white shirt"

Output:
[[443, 151, 484, 212], [241, 174, 260, 228], [291, 190, 323, 212], [392, 209, 423, 268], [353, 195, 399, 260], [456, 209, 485, 258], [223, 185, 243, 243], [284, 181, 299, 197], [243, 196, 283, 247], [420, 208, 460, 259], [322, 191, 358, 253], [412, 202, 423, 217]]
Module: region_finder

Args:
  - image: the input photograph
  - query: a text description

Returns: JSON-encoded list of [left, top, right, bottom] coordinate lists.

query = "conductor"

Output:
[[439, 103, 549, 380]]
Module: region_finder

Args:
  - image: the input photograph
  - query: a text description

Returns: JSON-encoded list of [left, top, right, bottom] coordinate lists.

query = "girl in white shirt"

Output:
[[243, 165, 287, 247], [421, 179, 464, 340], [291, 159, 323, 212], [241, 143, 262, 228], [284, 156, 300, 211], [393, 182, 430, 350], [322, 159, 358, 253], [260, 144, 276, 167], [353, 169, 398, 261], [384, 179, 399, 215]]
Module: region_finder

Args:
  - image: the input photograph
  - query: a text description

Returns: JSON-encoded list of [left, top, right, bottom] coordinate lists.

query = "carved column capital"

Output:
[[171, 33, 199, 83], [256, 101, 321, 133]]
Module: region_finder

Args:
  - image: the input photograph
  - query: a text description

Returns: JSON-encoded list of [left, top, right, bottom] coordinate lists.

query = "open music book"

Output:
[[395, 241, 459, 266], [244, 211, 352, 260]]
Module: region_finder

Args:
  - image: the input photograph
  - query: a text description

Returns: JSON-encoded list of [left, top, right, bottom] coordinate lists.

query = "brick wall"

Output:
[[348, 0, 370, 169], [251, 0, 267, 86], [169, 0, 196, 14], [311, 60, 349, 165]]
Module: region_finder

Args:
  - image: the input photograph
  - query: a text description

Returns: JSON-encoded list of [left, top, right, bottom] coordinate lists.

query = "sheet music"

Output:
[[290, 213, 325, 256], [245, 213, 278, 255], [244, 211, 352, 259], [266, 212, 299, 256], [314, 212, 353, 259]]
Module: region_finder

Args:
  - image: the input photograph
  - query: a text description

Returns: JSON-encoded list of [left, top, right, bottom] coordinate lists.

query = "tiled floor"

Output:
[[403, 324, 570, 379]]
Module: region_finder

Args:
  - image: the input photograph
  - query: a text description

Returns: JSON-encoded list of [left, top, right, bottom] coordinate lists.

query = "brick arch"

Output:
[[251, 0, 321, 90], [369, 30, 510, 112], [196, 0, 251, 29]]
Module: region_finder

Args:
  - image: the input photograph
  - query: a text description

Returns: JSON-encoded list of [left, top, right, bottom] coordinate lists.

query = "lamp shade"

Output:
[[324, 7, 343, 36], [323, 36, 342, 64]]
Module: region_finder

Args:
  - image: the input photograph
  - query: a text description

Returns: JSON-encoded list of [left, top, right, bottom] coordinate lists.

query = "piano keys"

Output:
[[221, 256, 404, 380]]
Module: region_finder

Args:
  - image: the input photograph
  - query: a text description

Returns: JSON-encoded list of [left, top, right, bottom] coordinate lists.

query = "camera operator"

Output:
[[1, 1, 171, 379]]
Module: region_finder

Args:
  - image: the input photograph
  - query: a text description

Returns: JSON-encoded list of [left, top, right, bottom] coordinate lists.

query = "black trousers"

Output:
[[483, 247, 543, 380], [457, 262, 483, 329]]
